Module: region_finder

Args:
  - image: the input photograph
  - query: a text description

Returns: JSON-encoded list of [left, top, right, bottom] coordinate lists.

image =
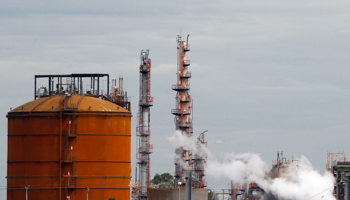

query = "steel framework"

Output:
[[327, 153, 347, 172], [137, 50, 153, 199], [172, 35, 193, 187], [192, 131, 207, 188]]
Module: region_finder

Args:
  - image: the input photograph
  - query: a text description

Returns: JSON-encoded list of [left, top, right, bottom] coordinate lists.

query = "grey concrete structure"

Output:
[[148, 188, 208, 200]]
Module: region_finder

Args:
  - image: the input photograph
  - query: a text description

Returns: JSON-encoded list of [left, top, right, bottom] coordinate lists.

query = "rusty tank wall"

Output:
[[7, 94, 131, 200]]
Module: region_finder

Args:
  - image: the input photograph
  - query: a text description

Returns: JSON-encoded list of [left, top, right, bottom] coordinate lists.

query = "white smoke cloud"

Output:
[[168, 131, 335, 200], [206, 152, 268, 186], [169, 131, 197, 151], [266, 156, 335, 200]]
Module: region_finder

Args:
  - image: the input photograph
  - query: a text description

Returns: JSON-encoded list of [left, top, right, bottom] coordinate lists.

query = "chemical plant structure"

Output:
[[172, 35, 207, 190], [327, 152, 350, 200], [133, 36, 209, 200], [7, 74, 131, 200], [136, 50, 154, 200], [216, 152, 300, 200]]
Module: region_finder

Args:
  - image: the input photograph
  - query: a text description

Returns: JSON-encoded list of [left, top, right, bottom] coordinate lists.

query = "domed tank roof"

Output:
[[9, 94, 130, 113]]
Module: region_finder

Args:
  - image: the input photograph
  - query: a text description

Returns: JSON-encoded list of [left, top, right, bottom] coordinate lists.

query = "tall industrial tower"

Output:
[[193, 131, 207, 188], [172, 35, 193, 187], [137, 50, 153, 199]]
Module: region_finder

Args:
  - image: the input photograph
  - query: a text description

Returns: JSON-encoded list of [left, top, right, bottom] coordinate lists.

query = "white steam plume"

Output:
[[168, 131, 335, 200]]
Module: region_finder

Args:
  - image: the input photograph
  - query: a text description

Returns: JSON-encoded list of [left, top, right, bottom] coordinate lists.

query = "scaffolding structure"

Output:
[[172, 35, 194, 187], [327, 153, 348, 200], [109, 76, 131, 110], [34, 74, 130, 110], [327, 153, 347, 172], [137, 50, 153, 199]]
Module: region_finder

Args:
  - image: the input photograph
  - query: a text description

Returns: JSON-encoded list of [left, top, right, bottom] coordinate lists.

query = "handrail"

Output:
[[180, 71, 191, 78], [183, 60, 190, 65], [172, 84, 190, 90], [171, 109, 191, 115]]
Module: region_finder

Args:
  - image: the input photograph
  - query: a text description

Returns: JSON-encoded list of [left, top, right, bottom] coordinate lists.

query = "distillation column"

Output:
[[193, 131, 207, 188], [137, 50, 153, 199], [172, 35, 192, 187]]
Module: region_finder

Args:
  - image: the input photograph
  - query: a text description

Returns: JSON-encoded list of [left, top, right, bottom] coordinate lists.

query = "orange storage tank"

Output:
[[7, 94, 131, 200]]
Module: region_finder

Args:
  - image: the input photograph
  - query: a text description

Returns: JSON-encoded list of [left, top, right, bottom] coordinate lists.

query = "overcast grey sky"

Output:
[[1, 0, 350, 197]]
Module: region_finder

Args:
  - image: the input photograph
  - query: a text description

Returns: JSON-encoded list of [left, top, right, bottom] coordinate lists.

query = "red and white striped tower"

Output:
[[172, 35, 192, 187], [137, 50, 153, 199]]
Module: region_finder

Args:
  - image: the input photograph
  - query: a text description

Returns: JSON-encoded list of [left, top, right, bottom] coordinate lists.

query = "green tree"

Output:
[[208, 190, 215, 200], [151, 173, 174, 188]]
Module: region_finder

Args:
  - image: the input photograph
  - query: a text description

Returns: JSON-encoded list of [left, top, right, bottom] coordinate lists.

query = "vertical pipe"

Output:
[[141, 108, 148, 195], [56, 77, 59, 92], [77, 77, 79, 94], [93, 77, 95, 95], [119, 76, 123, 95], [138, 50, 152, 199], [91, 77, 93, 94], [73, 76, 75, 94], [49, 77, 51, 96], [87, 188, 90, 200], [52, 78, 55, 94], [179, 186, 180, 200], [80, 77, 83, 95], [141, 55, 147, 198], [57, 77, 59, 92], [184, 170, 191, 200], [107, 75, 109, 96], [346, 173, 350, 200], [231, 181, 235, 200], [34, 76, 37, 99], [60, 77, 62, 92], [25, 185, 29, 200], [97, 77, 100, 96]]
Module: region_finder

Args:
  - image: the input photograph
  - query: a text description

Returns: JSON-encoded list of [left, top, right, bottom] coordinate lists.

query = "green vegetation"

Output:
[[208, 190, 215, 200], [151, 173, 174, 188]]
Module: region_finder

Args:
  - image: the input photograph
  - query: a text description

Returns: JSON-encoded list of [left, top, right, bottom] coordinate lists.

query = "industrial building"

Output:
[[6, 35, 209, 200], [7, 74, 131, 200], [147, 188, 208, 200], [7, 36, 350, 200], [219, 152, 350, 200], [222, 152, 300, 200], [327, 153, 349, 200]]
